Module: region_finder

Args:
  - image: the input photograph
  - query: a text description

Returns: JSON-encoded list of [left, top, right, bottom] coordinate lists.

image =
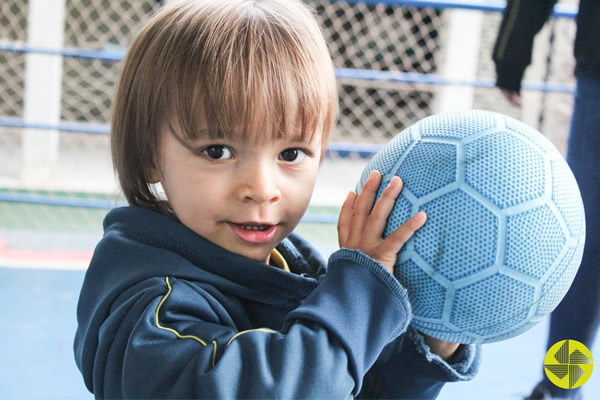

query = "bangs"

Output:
[[160, 0, 336, 147]]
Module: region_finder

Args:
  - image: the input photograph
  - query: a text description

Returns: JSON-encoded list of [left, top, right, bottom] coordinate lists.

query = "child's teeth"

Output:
[[242, 225, 267, 231]]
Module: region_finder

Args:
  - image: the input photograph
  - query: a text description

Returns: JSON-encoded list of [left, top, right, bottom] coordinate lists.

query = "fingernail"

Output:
[[389, 176, 401, 188], [415, 211, 427, 221], [369, 170, 379, 180]]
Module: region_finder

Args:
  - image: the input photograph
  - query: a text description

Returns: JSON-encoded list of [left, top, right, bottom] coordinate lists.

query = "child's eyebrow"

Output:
[[285, 134, 309, 142], [280, 134, 318, 146]]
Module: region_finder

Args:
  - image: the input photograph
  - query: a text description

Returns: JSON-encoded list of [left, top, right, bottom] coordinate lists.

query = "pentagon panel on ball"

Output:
[[356, 110, 586, 344]]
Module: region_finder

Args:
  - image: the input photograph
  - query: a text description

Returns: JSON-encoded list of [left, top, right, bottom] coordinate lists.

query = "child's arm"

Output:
[[358, 327, 481, 399], [337, 170, 480, 398]]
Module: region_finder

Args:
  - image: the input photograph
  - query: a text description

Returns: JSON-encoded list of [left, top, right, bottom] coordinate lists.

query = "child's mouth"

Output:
[[229, 222, 279, 244]]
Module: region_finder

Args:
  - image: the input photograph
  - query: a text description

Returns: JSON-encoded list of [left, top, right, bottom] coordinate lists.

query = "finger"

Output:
[[506, 92, 521, 107], [337, 191, 356, 247], [501, 89, 522, 108], [362, 176, 403, 240], [347, 170, 382, 246], [510, 93, 522, 107], [379, 211, 427, 255]]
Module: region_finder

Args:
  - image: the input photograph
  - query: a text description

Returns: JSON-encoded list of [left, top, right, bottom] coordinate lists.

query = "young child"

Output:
[[74, 0, 480, 398]]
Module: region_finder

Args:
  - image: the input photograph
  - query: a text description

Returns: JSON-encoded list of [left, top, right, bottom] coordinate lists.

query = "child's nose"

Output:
[[237, 162, 281, 204]]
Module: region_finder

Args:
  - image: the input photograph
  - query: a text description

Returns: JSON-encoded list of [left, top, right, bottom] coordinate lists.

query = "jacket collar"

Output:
[[96, 206, 324, 305]]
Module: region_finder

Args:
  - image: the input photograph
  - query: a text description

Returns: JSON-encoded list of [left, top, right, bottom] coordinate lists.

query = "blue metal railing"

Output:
[[323, 0, 576, 18]]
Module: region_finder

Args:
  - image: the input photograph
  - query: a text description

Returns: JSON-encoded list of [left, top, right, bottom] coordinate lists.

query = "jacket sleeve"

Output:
[[492, 0, 557, 91], [87, 249, 413, 399], [357, 327, 481, 399]]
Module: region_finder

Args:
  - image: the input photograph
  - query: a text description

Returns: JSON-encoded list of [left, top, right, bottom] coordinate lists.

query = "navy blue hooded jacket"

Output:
[[74, 206, 479, 399]]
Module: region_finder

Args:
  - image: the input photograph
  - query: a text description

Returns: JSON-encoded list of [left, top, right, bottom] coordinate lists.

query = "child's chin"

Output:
[[226, 244, 273, 265], [243, 250, 273, 265]]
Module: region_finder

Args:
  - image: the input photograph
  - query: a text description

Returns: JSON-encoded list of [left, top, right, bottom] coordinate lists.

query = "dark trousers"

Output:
[[541, 76, 600, 398]]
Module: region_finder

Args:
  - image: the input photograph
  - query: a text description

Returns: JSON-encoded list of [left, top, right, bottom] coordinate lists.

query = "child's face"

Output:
[[155, 119, 323, 265]]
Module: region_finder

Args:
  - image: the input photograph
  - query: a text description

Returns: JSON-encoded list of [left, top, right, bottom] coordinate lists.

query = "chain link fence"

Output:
[[0, 0, 577, 251], [314, 1, 443, 142]]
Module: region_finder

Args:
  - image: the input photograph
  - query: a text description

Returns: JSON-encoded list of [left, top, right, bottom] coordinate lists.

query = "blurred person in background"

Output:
[[492, 1, 600, 399]]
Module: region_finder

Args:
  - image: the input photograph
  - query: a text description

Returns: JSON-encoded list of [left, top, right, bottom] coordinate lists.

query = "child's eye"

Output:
[[202, 145, 233, 160], [279, 148, 307, 164]]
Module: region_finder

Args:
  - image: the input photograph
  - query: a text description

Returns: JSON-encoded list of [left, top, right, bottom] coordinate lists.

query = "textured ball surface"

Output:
[[356, 110, 585, 344]]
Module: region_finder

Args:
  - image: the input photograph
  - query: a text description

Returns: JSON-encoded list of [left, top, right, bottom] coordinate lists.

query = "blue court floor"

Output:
[[0, 267, 91, 398], [0, 263, 598, 399]]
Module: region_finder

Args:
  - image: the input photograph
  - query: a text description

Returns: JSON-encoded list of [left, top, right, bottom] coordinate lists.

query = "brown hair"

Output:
[[111, 0, 338, 213]]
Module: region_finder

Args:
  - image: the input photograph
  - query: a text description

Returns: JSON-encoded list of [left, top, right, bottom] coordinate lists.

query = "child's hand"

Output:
[[337, 170, 427, 273], [422, 333, 460, 361]]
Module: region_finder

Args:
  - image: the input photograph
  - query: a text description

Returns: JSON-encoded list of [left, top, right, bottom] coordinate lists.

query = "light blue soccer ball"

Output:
[[357, 110, 585, 344]]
